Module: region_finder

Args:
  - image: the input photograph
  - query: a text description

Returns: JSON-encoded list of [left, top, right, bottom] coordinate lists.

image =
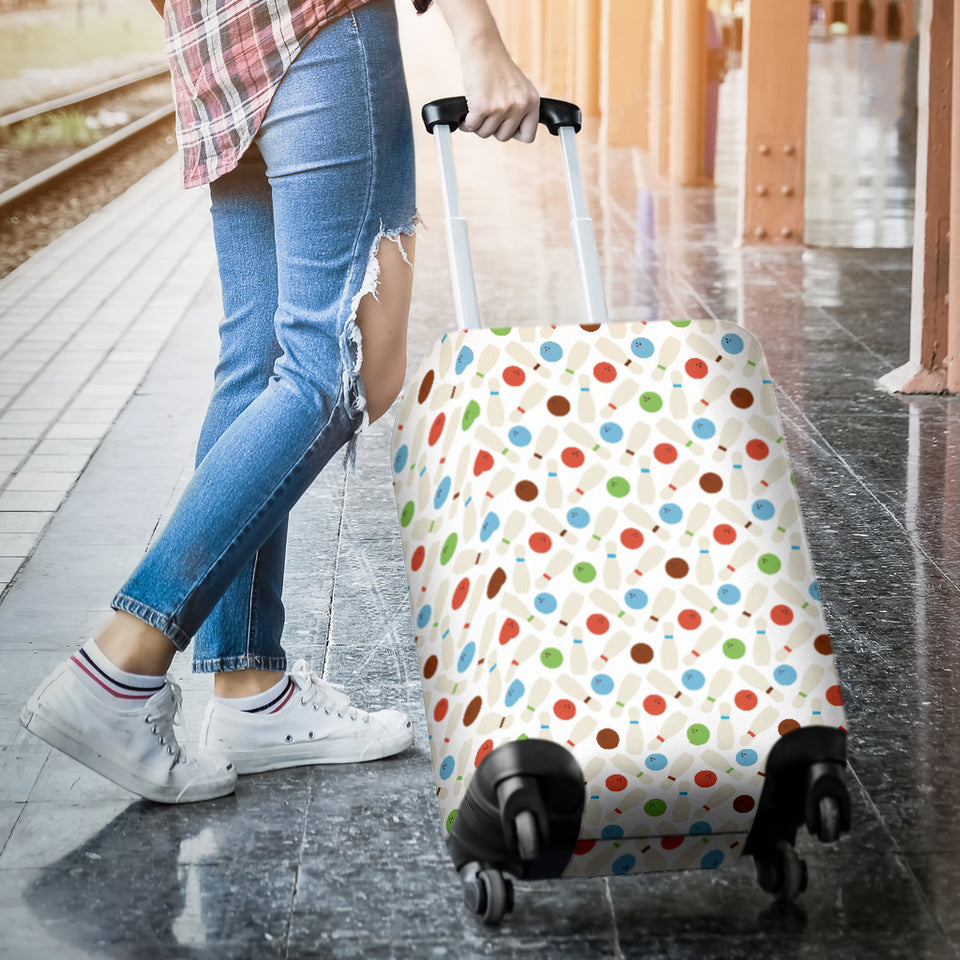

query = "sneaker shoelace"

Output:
[[144, 679, 188, 766], [289, 660, 369, 724]]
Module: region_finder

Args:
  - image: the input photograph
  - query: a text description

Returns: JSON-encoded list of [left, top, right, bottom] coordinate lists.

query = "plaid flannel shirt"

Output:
[[163, 0, 432, 189]]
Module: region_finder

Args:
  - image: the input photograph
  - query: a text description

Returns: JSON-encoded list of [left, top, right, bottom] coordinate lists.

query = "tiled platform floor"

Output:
[[1, 13, 954, 960]]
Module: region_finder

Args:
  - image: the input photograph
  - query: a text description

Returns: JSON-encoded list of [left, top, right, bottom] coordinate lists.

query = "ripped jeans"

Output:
[[111, 0, 416, 671]]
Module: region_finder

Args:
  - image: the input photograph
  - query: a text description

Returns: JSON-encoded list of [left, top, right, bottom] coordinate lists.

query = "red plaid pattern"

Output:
[[166, 0, 431, 188]]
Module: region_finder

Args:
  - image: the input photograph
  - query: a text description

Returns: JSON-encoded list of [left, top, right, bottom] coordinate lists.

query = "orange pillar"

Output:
[[600, 0, 650, 147], [543, 0, 573, 98], [657, 0, 673, 179], [874, 0, 889, 40], [741, 0, 808, 244], [901, 0, 916, 40], [573, 0, 602, 117], [668, 0, 708, 185]]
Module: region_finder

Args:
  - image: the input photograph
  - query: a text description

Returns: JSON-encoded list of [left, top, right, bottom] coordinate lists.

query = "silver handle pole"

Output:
[[559, 125, 608, 326], [434, 124, 482, 331]]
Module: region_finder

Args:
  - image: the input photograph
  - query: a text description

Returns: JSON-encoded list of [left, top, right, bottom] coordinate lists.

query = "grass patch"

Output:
[[2, 109, 103, 149]]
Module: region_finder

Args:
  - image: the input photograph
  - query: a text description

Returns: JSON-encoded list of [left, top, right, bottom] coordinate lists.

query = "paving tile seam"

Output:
[[282, 770, 316, 960], [320, 469, 349, 683], [603, 877, 628, 959]]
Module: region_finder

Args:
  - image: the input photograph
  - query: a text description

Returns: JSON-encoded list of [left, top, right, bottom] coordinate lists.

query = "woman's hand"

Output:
[[433, 0, 540, 142]]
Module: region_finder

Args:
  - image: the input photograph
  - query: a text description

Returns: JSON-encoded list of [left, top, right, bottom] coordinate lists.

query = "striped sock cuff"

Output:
[[69, 640, 165, 703], [215, 676, 296, 714]]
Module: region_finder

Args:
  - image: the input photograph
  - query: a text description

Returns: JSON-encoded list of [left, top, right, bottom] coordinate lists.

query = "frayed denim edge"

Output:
[[339, 213, 420, 473]]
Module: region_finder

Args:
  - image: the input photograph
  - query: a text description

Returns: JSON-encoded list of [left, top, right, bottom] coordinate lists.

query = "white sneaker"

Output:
[[21, 660, 237, 803], [198, 660, 414, 774]]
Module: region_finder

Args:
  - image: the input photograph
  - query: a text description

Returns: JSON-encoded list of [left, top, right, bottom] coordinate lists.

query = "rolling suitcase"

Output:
[[391, 97, 851, 923]]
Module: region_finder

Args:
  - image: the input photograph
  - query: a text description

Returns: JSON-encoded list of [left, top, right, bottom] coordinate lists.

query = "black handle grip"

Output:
[[422, 96, 582, 136]]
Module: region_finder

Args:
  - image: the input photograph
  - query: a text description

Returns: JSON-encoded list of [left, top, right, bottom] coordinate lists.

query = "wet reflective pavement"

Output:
[[1, 22, 954, 960]]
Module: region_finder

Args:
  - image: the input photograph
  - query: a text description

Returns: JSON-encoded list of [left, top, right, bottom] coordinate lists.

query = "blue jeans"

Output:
[[112, 0, 416, 672]]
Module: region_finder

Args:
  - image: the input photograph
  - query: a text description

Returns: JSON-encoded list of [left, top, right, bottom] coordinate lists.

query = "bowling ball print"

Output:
[[499, 617, 520, 644], [699, 473, 723, 494], [730, 388, 754, 409], [586, 614, 610, 635], [457, 641, 476, 673], [717, 584, 741, 605], [541, 648, 564, 669], [814, 634, 833, 655], [773, 665, 797, 686], [561, 446, 585, 468], [490, 327, 511, 335], [752, 499, 775, 521], [591, 674, 615, 695], [555, 699, 576, 720], [689, 821, 712, 835], [410, 545, 425, 572], [779, 719, 801, 736], [455, 345, 474, 374], [606, 774, 628, 792], [399, 501, 414, 527], [644, 694, 667, 715], [547, 395, 571, 417], [687, 723, 710, 745], [682, 669, 706, 690], [701, 851, 724, 869], [671, 320, 691, 328], [606, 476, 630, 498], [502, 365, 525, 386], [625, 589, 648, 610], [732, 795, 756, 814], [736, 748, 758, 767], [440, 532, 458, 565], [757, 554, 781, 575], [461, 400, 481, 430], [723, 638, 746, 659], [654, 442, 678, 464], [475, 740, 494, 766], [720, 332, 744, 354], [445, 810, 458, 833], [665, 558, 690, 579], [826, 685, 844, 706], [639, 391, 664, 413], [504, 680, 525, 707], [631, 337, 655, 359], [692, 417, 716, 439], [574, 840, 597, 855], [661, 836, 684, 850], [463, 697, 482, 726], [621, 527, 644, 549], [479, 512, 500, 543], [540, 340, 563, 362], [428, 412, 445, 446], [694, 770, 717, 788], [685, 357, 708, 379], [645, 753, 668, 771], [601, 825, 624, 840], [567, 506, 590, 528], [393, 444, 408, 472], [533, 593, 557, 614], [581, 324, 602, 332], [573, 562, 597, 584], [659, 503, 683, 524], [594, 361, 617, 382], [746, 439, 769, 460], [439, 756, 455, 780], [451, 577, 470, 610], [810, 581, 822, 601], [423, 654, 438, 680], [714, 524, 737, 545], [515, 480, 538, 501], [599, 422, 624, 444], [644, 799, 667, 817], [678, 608, 702, 630], [434, 476, 452, 509], [528, 532, 552, 553], [631, 642, 654, 664], [508, 425, 532, 447], [416, 604, 432, 629], [612, 855, 636, 876], [770, 604, 794, 625], [734, 689, 758, 710], [417, 369, 434, 404], [433, 699, 448, 722], [596, 728, 620, 749]]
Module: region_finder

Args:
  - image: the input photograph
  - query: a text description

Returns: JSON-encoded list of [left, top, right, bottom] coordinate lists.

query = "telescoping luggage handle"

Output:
[[422, 96, 609, 331]]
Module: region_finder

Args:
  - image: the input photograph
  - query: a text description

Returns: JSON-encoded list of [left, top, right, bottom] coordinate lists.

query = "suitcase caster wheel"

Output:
[[755, 841, 808, 904], [814, 794, 843, 844], [461, 866, 513, 925], [514, 810, 541, 863]]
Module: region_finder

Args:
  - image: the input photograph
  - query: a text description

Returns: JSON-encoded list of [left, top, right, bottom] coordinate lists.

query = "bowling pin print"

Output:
[[772, 580, 813, 613], [529, 424, 559, 466], [563, 421, 607, 459], [747, 412, 783, 447], [578, 374, 596, 421], [536, 547, 574, 589], [679, 503, 711, 547], [741, 705, 779, 745], [736, 583, 769, 627], [569, 463, 607, 502], [661, 622, 679, 671], [669, 371, 688, 420], [712, 417, 743, 463], [702, 749, 742, 780], [595, 335, 634, 369], [509, 382, 548, 422], [476, 710, 513, 735], [701, 668, 733, 713], [636, 455, 656, 503], [774, 622, 815, 662], [651, 337, 682, 381], [753, 457, 789, 496], [719, 542, 759, 581], [609, 674, 642, 717], [624, 503, 669, 542], [696, 537, 714, 585], [603, 541, 622, 590], [642, 587, 673, 631], [649, 667, 691, 705], [672, 782, 693, 823], [485, 376, 506, 427], [511, 544, 531, 594], [470, 344, 502, 384], [558, 674, 602, 712], [699, 783, 737, 818], [544, 460, 564, 509], [593, 629, 632, 670], [716, 703, 735, 750], [737, 665, 784, 703], [680, 584, 727, 621], [693, 373, 732, 412], [554, 591, 586, 636], [787, 532, 806, 581], [522, 677, 552, 721], [505, 341, 549, 378], [603, 379, 641, 419], [729, 451, 748, 501], [569, 635, 588, 676], [500, 593, 545, 630], [582, 755, 606, 783], [770, 497, 800, 544], [485, 467, 518, 504], [752, 616, 771, 666], [503, 634, 540, 683], [792, 665, 825, 708], [587, 505, 621, 550], [716, 500, 758, 537], [686, 332, 736, 371], [621, 420, 653, 466], [452, 548, 488, 575], [558, 339, 592, 385], [590, 587, 637, 626], [657, 418, 705, 456], [626, 706, 645, 754], [493, 509, 528, 556], [531, 506, 579, 546], [660, 461, 699, 499], [628, 546, 667, 586], [473, 424, 510, 459], [682, 625, 725, 666], [648, 709, 686, 749]]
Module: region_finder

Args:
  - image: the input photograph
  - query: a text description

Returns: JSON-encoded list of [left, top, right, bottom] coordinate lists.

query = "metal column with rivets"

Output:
[[740, 0, 810, 245]]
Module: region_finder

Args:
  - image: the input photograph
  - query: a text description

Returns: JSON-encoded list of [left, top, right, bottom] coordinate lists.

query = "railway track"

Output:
[[0, 63, 175, 218]]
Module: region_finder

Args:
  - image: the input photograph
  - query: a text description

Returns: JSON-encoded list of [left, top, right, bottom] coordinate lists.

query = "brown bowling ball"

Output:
[[581, 324, 602, 332], [463, 696, 482, 726], [547, 395, 571, 416], [778, 718, 801, 736], [814, 634, 833, 655], [423, 655, 438, 680], [631, 643, 654, 664], [487, 567, 507, 599], [699, 473, 723, 494], [732, 794, 756, 813], [515, 480, 539, 501], [730, 388, 754, 409], [596, 728, 620, 749], [665, 558, 689, 579], [417, 369, 434, 404]]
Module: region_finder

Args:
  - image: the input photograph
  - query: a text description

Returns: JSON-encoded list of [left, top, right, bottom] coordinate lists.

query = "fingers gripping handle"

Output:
[[424, 97, 608, 330]]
